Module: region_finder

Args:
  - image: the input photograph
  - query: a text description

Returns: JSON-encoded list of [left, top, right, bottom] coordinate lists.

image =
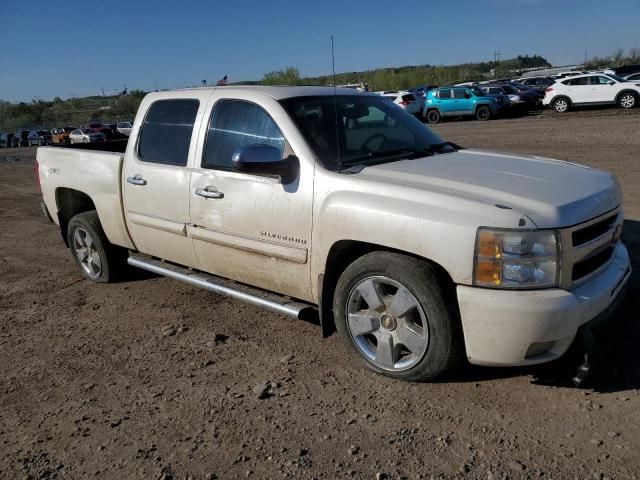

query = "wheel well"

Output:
[[474, 104, 490, 114], [319, 240, 455, 337], [616, 89, 639, 101], [551, 95, 571, 105], [424, 107, 440, 117], [55, 188, 96, 246]]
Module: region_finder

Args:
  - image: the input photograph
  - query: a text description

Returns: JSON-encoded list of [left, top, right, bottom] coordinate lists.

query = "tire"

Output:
[[333, 251, 463, 382], [67, 210, 127, 283], [618, 92, 637, 109], [475, 105, 491, 121], [425, 109, 440, 124], [552, 97, 570, 113]]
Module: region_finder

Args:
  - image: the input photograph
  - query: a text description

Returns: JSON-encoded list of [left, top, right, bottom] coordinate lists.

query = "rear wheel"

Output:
[[426, 109, 440, 124], [552, 97, 570, 113], [67, 211, 127, 283], [333, 252, 462, 382], [618, 92, 637, 109], [475, 105, 491, 121]]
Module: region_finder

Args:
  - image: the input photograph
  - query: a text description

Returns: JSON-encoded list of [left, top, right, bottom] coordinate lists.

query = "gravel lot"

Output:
[[1, 108, 639, 480]]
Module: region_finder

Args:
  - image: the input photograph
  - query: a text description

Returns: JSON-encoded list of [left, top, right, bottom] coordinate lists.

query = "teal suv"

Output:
[[423, 86, 509, 123]]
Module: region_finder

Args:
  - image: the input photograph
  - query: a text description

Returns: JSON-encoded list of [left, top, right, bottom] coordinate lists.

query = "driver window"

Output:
[[453, 89, 466, 99], [203, 100, 285, 170]]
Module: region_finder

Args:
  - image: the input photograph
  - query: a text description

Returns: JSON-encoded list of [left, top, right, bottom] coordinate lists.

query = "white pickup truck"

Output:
[[37, 86, 630, 382]]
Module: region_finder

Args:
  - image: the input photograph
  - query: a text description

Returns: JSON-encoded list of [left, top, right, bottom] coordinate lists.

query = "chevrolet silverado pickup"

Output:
[[37, 86, 630, 382]]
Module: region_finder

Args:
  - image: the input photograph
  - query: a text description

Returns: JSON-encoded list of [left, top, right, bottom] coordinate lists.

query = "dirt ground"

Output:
[[1, 108, 639, 480]]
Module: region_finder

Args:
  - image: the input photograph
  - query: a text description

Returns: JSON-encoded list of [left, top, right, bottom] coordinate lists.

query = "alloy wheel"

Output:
[[72, 227, 102, 278], [346, 276, 429, 371], [620, 94, 636, 108]]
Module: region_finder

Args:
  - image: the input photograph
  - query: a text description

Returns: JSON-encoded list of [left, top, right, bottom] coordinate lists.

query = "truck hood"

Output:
[[358, 149, 621, 228]]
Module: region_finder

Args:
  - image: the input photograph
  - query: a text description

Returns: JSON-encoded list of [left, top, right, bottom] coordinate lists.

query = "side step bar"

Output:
[[128, 254, 316, 319]]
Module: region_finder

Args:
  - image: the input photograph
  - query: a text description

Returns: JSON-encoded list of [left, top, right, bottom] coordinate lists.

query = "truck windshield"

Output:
[[280, 95, 451, 171]]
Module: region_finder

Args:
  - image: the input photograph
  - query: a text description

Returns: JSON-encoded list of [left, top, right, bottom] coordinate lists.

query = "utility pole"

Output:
[[584, 49, 588, 66], [493, 51, 501, 78]]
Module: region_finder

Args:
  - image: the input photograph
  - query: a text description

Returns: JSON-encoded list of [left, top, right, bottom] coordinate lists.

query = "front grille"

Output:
[[572, 246, 614, 281], [572, 214, 617, 247], [560, 208, 622, 289]]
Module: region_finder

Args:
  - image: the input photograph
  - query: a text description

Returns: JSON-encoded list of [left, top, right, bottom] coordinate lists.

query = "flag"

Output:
[[216, 75, 228, 86]]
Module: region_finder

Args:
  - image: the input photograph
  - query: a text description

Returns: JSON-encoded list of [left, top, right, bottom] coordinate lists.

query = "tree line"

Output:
[[1, 49, 638, 131]]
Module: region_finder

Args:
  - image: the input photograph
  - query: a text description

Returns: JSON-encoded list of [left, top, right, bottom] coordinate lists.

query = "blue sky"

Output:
[[1, 0, 639, 102]]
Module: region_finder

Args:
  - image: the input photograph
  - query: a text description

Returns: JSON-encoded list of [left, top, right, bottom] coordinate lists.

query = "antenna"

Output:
[[331, 35, 341, 171]]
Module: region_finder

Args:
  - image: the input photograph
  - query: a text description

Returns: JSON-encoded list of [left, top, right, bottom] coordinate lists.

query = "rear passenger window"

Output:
[[437, 89, 452, 99], [453, 89, 466, 99], [203, 100, 285, 170], [137, 99, 199, 166]]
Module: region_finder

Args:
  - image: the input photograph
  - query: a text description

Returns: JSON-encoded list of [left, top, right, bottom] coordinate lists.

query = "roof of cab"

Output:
[[168, 85, 376, 100]]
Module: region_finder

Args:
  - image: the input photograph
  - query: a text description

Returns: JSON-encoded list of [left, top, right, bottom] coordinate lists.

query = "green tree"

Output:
[[262, 67, 302, 85]]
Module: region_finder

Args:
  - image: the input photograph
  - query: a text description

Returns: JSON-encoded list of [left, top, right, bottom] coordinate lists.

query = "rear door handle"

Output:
[[127, 175, 146, 186], [195, 187, 224, 199]]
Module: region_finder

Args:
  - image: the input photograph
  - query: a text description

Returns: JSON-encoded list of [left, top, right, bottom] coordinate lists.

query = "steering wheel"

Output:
[[362, 133, 388, 152]]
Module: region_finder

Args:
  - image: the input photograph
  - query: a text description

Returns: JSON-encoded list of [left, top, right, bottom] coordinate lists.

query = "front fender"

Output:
[[310, 170, 531, 302]]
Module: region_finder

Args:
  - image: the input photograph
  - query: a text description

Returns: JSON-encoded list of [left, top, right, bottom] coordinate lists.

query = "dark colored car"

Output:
[[82, 123, 114, 139], [28, 130, 52, 146], [12, 130, 30, 147], [518, 76, 555, 94], [479, 84, 537, 114], [0, 132, 14, 148], [490, 82, 540, 106], [610, 64, 640, 77]]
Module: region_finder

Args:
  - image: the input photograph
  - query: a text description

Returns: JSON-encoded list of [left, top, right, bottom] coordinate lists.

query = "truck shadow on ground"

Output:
[[450, 219, 640, 393]]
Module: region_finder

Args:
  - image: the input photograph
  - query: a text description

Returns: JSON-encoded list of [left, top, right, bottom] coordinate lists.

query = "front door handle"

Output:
[[195, 187, 224, 199], [127, 175, 147, 186]]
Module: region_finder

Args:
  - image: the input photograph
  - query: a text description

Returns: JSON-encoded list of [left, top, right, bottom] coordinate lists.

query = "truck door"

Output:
[[122, 93, 208, 267], [188, 94, 314, 301]]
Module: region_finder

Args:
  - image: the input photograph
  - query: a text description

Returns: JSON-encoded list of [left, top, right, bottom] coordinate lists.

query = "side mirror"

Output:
[[231, 144, 297, 182], [608, 81, 615, 85], [464, 92, 471, 98]]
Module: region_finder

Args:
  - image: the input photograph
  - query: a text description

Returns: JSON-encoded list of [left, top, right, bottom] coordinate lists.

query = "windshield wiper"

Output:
[[429, 141, 463, 153], [345, 148, 434, 167]]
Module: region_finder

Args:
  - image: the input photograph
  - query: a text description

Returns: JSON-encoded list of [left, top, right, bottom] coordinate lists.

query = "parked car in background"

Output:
[[607, 64, 640, 78], [82, 123, 113, 139], [51, 127, 76, 144], [28, 130, 52, 146], [624, 72, 640, 82], [69, 128, 106, 143], [478, 84, 535, 113], [380, 91, 422, 116], [0, 132, 14, 148], [116, 121, 133, 136], [553, 71, 589, 80], [516, 76, 555, 94], [544, 73, 640, 112], [424, 86, 509, 123], [12, 130, 30, 147]]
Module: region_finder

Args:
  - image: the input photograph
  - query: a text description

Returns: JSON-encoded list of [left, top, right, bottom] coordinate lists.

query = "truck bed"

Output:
[[37, 144, 134, 249]]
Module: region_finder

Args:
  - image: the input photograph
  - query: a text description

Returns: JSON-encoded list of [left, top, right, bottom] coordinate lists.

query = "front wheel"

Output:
[[425, 109, 440, 124], [475, 105, 491, 121], [618, 92, 637, 109], [67, 211, 127, 283], [333, 252, 462, 382]]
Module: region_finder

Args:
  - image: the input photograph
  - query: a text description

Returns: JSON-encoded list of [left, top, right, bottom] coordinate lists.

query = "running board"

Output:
[[127, 255, 315, 319]]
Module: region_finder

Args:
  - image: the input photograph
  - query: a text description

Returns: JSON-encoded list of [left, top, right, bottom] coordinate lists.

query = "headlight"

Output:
[[473, 228, 560, 289], [509, 94, 522, 102]]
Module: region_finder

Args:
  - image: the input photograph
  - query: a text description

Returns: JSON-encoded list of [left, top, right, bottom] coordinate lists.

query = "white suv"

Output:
[[543, 73, 640, 113], [380, 91, 423, 116]]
